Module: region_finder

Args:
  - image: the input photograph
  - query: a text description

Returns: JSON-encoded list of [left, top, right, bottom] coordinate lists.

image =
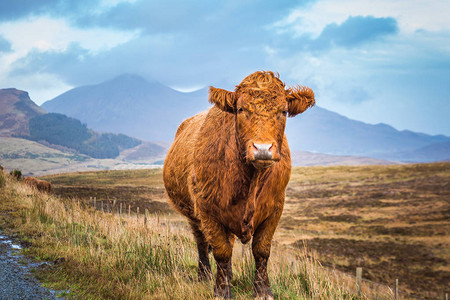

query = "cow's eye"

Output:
[[282, 110, 287, 116], [237, 108, 244, 113]]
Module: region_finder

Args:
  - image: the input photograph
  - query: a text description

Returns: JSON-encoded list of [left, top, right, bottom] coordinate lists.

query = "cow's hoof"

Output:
[[214, 285, 233, 299], [254, 295, 274, 300], [253, 286, 274, 300]]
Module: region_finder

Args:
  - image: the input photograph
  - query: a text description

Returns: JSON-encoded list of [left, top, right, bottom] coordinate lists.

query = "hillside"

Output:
[[27, 113, 142, 159], [0, 137, 89, 175], [42, 74, 450, 162], [0, 88, 46, 137], [0, 137, 166, 176]]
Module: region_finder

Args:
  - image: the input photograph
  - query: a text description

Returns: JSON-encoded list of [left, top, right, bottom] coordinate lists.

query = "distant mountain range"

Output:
[[42, 74, 450, 163], [0, 87, 166, 163], [2, 86, 396, 173]]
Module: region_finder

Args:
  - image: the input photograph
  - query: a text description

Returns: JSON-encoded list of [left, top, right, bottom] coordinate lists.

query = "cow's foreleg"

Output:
[[189, 221, 212, 281], [251, 210, 282, 300], [203, 219, 234, 299]]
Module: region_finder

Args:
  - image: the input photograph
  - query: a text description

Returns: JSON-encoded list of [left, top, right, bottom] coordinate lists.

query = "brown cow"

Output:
[[163, 71, 314, 299], [23, 177, 52, 193]]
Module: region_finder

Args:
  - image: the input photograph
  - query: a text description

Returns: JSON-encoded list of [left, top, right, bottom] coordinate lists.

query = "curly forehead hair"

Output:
[[235, 71, 286, 96]]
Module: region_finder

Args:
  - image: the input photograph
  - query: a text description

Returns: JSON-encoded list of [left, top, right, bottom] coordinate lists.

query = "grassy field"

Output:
[[39, 162, 450, 299], [280, 163, 450, 299], [0, 168, 380, 299]]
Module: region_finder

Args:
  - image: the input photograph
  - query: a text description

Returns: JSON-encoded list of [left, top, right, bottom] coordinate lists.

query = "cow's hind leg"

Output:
[[189, 221, 212, 281], [226, 233, 235, 281]]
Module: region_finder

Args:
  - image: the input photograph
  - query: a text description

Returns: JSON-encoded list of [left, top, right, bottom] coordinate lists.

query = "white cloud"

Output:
[[0, 17, 138, 55], [0, 16, 138, 104]]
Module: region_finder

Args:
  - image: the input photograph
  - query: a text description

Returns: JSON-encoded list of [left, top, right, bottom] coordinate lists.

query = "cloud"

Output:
[[311, 16, 398, 50], [281, 15, 399, 52], [11, 43, 90, 78], [76, 0, 309, 33], [0, 0, 101, 21], [0, 34, 12, 52]]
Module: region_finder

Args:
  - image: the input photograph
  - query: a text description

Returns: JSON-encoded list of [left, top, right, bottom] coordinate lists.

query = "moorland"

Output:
[[40, 162, 450, 299]]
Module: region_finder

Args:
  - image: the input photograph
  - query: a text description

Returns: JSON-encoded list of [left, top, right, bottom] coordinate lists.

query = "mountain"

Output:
[[42, 74, 450, 163], [42, 74, 209, 142], [0, 88, 46, 137], [372, 141, 450, 162], [285, 106, 450, 158]]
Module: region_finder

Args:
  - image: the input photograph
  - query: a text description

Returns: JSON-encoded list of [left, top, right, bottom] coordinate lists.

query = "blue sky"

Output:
[[0, 0, 449, 135]]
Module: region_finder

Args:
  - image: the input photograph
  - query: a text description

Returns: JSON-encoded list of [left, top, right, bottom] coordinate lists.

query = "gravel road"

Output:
[[0, 231, 60, 300]]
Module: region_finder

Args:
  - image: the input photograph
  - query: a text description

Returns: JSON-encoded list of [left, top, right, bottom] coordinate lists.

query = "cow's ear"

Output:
[[286, 85, 315, 117], [209, 86, 236, 112]]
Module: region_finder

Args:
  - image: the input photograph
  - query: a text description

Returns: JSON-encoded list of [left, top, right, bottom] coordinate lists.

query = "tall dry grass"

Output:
[[0, 171, 391, 299]]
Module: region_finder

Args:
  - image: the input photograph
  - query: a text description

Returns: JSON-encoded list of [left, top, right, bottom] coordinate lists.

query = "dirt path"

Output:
[[0, 231, 59, 299]]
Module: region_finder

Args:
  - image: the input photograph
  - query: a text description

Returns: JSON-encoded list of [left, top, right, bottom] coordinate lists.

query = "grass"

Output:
[[0, 170, 381, 299]]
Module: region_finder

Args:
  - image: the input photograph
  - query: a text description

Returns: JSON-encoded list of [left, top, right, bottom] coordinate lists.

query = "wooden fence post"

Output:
[[144, 209, 148, 226], [356, 267, 362, 299], [120, 202, 123, 215], [136, 207, 140, 223], [101, 201, 103, 212], [128, 205, 131, 216], [395, 278, 399, 300]]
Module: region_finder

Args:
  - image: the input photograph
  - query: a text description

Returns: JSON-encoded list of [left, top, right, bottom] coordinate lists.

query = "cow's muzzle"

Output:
[[247, 142, 280, 167], [253, 143, 273, 160]]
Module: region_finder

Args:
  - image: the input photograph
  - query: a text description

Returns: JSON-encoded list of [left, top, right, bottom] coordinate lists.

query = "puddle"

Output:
[[0, 233, 23, 250], [0, 230, 67, 299]]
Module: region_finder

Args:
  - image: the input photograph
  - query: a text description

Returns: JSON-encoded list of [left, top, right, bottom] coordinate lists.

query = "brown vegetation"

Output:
[[279, 163, 450, 299]]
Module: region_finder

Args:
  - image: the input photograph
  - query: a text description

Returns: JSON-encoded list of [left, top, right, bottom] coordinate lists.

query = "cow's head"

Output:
[[209, 71, 315, 168]]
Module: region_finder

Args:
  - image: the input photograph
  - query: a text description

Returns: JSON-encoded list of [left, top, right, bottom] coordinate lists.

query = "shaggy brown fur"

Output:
[[23, 177, 52, 193], [163, 71, 315, 299]]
